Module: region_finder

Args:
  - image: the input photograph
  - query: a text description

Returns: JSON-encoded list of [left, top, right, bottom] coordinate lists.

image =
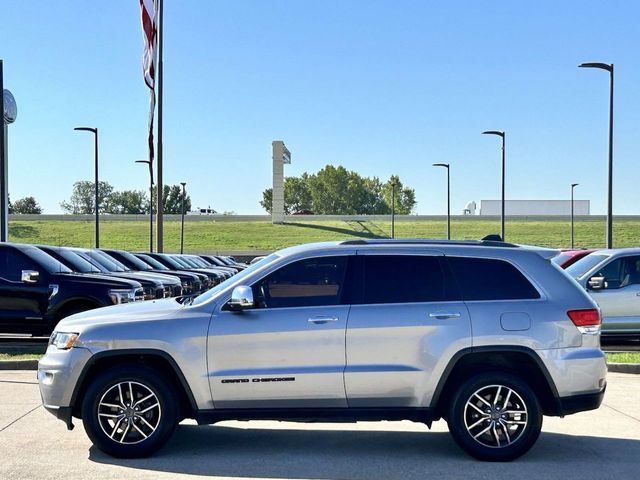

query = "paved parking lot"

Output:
[[1, 370, 639, 480]]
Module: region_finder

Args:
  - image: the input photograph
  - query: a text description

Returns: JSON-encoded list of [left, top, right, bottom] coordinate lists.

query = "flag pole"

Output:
[[156, 0, 164, 252], [0, 60, 7, 242]]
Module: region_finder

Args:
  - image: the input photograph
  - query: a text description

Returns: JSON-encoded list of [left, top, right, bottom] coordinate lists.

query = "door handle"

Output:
[[308, 316, 339, 324], [429, 312, 461, 320]]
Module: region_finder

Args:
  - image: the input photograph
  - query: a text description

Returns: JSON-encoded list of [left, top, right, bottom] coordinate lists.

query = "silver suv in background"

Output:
[[38, 239, 606, 461], [566, 248, 640, 339]]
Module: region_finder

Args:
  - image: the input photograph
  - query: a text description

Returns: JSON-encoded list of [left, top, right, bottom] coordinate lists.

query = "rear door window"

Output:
[[446, 257, 540, 301], [361, 255, 455, 304]]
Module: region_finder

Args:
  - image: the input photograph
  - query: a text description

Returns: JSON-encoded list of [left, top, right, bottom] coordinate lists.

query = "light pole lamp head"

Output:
[[433, 163, 449, 169], [578, 62, 613, 72], [571, 183, 579, 188], [74, 126, 97, 134], [482, 130, 505, 138]]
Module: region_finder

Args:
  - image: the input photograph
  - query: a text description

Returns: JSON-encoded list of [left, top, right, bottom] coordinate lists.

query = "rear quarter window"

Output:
[[446, 256, 540, 301]]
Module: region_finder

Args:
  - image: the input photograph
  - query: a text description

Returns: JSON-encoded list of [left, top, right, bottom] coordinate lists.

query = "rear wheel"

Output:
[[447, 372, 542, 461], [81, 365, 178, 458]]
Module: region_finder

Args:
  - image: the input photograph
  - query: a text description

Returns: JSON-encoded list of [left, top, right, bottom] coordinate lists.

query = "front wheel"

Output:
[[81, 365, 179, 458], [447, 372, 542, 461]]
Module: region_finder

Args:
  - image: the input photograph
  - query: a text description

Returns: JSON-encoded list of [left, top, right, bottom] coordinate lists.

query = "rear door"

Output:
[[344, 251, 471, 407]]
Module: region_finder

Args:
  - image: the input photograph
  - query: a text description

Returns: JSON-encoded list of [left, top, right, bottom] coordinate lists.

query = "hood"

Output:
[[56, 297, 185, 333], [106, 272, 163, 288], [52, 272, 141, 289], [133, 271, 182, 286]]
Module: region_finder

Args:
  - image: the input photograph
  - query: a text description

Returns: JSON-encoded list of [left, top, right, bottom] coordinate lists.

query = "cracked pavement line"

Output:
[[602, 403, 640, 424], [0, 405, 41, 434]]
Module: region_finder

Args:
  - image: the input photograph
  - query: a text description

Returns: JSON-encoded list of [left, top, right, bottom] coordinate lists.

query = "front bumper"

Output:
[[38, 346, 93, 428], [43, 405, 74, 430]]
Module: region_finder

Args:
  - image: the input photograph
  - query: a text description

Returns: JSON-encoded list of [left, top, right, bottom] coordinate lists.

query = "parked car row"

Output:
[[553, 248, 640, 339], [0, 242, 245, 335]]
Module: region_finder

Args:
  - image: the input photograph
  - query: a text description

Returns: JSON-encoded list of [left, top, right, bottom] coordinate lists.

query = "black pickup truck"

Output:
[[0, 243, 143, 335]]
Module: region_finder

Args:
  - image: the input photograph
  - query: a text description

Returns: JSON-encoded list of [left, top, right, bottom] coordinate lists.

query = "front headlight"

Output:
[[49, 331, 79, 350], [109, 288, 138, 304]]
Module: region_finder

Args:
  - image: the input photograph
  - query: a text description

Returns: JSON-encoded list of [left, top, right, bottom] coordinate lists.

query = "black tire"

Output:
[[447, 371, 542, 461], [81, 365, 179, 458]]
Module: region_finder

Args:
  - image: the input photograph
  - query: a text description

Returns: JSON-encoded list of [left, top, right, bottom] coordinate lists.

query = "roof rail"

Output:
[[339, 238, 519, 248]]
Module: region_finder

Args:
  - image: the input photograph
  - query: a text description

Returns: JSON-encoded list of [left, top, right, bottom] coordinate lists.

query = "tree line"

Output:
[[60, 181, 192, 214], [8, 195, 43, 214], [260, 165, 416, 215]]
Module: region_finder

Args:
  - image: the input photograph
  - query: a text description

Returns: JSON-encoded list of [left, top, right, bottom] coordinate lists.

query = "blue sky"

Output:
[[1, 0, 639, 214]]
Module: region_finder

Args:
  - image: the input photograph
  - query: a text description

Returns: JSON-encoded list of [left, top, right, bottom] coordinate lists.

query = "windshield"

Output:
[[159, 255, 184, 269], [191, 253, 279, 306], [23, 246, 73, 274], [176, 256, 198, 267], [137, 254, 169, 270], [97, 251, 131, 271], [565, 254, 609, 279], [45, 248, 101, 273], [108, 250, 152, 271], [71, 250, 113, 273], [204, 256, 224, 266], [188, 256, 209, 267], [163, 255, 193, 269], [76, 250, 118, 272]]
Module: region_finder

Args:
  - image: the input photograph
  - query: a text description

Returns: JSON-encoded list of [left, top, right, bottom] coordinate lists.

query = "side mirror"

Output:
[[588, 276, 606, 290], [227, 286, 254, 311], [21, 270, 40, 284]]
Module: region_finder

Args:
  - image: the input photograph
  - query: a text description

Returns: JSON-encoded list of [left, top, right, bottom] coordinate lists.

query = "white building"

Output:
[[478, 200, 590, 216]]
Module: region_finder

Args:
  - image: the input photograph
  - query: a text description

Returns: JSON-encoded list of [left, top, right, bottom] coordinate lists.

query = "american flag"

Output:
[[140, 0, 157, 164]]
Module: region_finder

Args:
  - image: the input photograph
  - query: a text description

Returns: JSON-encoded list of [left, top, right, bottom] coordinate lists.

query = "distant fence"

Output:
[[8, 214, 637, 222]]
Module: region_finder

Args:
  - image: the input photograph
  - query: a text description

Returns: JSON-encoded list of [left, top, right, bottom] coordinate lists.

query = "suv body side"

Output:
[[38, 241, 606, 459]]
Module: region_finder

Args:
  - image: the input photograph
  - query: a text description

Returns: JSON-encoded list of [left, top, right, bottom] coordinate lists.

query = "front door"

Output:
[[0, 247, 51, 333], [209, 255, 354, 408]]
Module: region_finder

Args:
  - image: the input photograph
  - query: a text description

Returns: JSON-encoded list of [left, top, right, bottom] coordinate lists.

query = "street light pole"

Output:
[[433, 163, 451, 240], [135, 160, 154, 252], [571, 185, 575, 248], [391, 181, 396, 239], [74, 127, 99, 247], [180, 182, 186, 254], [579, 62, 614, 249], [482, 130, 506, 241]]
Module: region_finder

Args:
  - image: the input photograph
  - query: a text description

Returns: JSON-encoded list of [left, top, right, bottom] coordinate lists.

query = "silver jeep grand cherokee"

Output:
[[38, 239, 606, 461]]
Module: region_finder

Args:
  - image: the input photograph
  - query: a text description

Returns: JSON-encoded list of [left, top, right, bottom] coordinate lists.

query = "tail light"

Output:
[[567, 308, 601, 334]]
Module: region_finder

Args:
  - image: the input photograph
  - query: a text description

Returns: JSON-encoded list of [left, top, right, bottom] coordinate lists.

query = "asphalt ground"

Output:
[[0, 371, 638, 480]]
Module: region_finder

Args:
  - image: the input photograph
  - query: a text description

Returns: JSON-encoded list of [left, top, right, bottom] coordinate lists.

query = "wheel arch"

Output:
[[51, 297, 104, 321], [431, 346, 561, 418], [70, 349, 198, 420]]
